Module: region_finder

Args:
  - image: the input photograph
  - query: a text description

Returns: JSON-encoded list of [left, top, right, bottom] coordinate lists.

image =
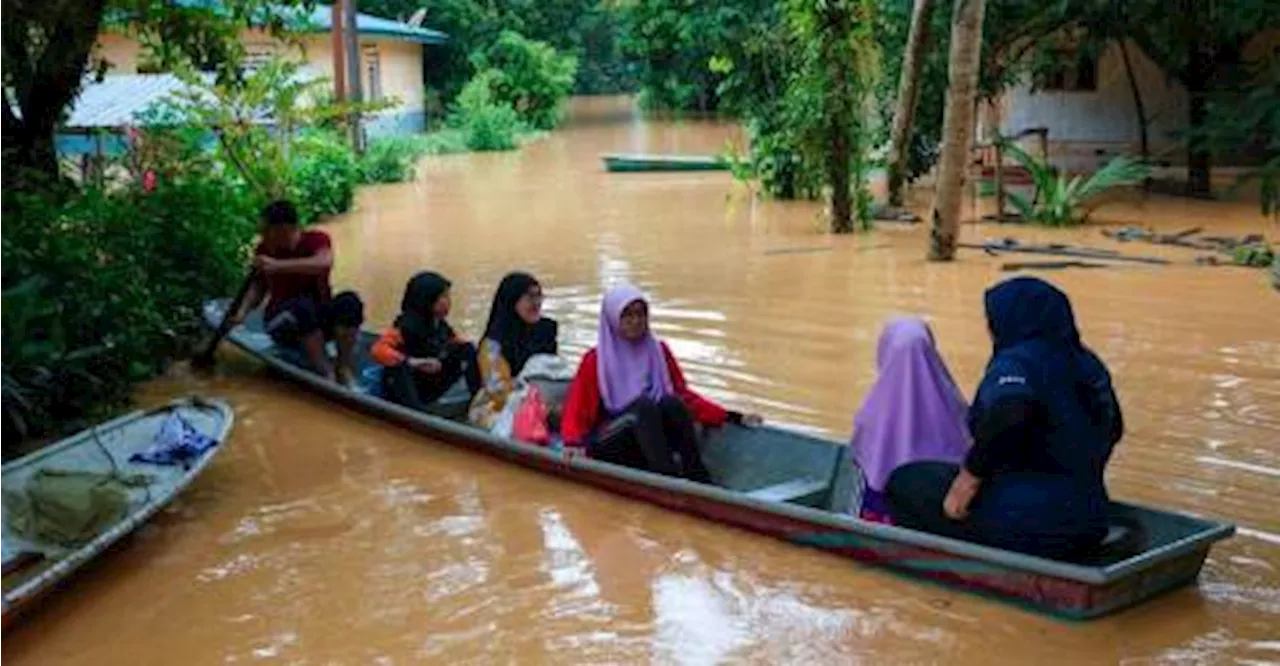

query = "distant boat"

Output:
[[2, 397, 233, 629], [200, 298, 1235, 620], [602, 153, 730, 172]]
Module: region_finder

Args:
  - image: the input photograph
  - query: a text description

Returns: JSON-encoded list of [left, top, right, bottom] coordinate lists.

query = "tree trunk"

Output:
[[1118, 39, 1150, 164], [886, 0, 934, 207], [829, 116, 854, 233], [2, 0, 110, 188], [1186, 88, 1212, 196], [929, 0, 986, 261], [986, 99, 1007, 221]]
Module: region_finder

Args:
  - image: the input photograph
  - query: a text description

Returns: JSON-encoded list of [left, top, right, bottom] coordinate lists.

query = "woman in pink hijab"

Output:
[[560, 283, 762, 481], [850, 317, 971, 522]]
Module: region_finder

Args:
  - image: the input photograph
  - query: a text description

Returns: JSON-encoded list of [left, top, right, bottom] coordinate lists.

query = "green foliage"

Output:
[[359, 137, 424, 184], [621, 0, 777, 113], [361, 0, 633, 101], [472, 31, 579, 130], [1002, 142, 1151, 226], [1185, 55, 1280, 218], [288, 131, 359, 223], [2, 176, 258, 442], [1232, 242, 1275, 268], [2, 277, 110, 444], [450, 71, 524, 151], [158, 56, 381, 222], [2, 0, 312, 183]]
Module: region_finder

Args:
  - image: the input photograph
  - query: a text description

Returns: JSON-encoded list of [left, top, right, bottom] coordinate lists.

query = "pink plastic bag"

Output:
[[512, 385, 551, 445]]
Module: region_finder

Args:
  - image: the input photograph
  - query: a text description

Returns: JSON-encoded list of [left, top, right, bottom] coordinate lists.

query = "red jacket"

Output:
[[560, 342, 729, 447]]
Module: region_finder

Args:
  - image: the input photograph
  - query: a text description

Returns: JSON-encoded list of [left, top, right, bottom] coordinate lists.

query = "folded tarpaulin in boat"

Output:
[[129, 412, 219, 466], [3, 469, 153, 548]]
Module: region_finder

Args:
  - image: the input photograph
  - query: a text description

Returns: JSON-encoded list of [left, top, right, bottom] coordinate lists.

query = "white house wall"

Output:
[[998, 39, 1189, 169]]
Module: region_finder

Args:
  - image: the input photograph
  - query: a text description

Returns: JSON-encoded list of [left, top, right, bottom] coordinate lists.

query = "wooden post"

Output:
[[990, 100, 1006, 222], [331, 1, 345, 102], [343, 0, 364, 153]]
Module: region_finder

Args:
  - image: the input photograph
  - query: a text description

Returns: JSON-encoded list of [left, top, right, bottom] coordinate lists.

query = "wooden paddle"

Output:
[[191, 269, 257, 371]]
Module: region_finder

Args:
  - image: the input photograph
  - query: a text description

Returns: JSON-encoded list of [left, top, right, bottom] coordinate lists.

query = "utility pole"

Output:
[[330, 1, 346, 103], [342, 0, 365, 153]]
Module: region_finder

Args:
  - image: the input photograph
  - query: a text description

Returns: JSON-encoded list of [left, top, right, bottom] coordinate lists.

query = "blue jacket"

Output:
[[964, 277, 1123, 555]]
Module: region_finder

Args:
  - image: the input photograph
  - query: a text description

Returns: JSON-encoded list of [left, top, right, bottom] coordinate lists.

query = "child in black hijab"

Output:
[[372, 271, 481, 410]]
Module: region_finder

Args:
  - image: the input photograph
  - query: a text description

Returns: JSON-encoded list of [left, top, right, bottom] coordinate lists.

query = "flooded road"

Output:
[[7, 96, 1279, 664]]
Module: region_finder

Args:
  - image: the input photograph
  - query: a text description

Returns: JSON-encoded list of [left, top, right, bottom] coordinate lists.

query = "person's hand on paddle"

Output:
[[252, 255, 281, 274], [408, 357, 442, 374], [943, 467, 981, 520]]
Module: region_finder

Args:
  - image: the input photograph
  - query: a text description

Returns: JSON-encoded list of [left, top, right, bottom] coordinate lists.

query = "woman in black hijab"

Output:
[[468, 272, 559, 428], [372, 271, 480, 410]]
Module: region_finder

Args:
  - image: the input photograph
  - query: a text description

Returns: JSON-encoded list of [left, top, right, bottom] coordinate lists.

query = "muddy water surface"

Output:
[[6, 97, 1279, 664]]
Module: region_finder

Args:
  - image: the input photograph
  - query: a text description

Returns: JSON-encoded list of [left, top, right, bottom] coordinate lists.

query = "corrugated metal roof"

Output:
[[63, 74, 205, 129], [63, 68, 322, 129], [300, 5, 448, 44]]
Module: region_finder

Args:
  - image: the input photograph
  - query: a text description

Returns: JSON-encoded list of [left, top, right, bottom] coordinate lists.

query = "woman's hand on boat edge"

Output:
[[943, 468, 981, 520]]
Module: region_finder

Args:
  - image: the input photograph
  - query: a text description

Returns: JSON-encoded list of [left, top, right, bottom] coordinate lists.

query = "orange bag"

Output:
[[512, 385, 551, 445]]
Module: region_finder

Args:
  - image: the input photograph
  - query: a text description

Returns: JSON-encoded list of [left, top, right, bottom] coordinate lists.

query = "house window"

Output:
[[363, 45, 382, 101], [1039, 51, 1098, 92]]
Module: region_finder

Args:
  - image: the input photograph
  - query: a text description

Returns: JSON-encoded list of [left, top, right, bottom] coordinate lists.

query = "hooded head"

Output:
[[983, 276, 1081, 352], [851, 317, 970, 492]]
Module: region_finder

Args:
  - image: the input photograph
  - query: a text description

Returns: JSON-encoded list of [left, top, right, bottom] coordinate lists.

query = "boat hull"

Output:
[[203, 300, 1232, 620], [602, 153, 729, 172], [2, 397, 234, 629]]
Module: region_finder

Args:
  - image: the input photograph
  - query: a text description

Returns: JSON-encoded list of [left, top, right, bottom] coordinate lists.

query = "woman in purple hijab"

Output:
[[561, 284, 762, 481], [850, 317, 971, 522]]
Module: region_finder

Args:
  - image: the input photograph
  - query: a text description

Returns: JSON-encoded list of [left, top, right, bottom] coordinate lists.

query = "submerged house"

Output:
[[62, 4, 446, 153], [987, 33, 1278, 173]]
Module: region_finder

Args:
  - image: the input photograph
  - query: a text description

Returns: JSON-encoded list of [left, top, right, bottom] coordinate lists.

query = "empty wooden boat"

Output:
[[602, 153, 729, 172]]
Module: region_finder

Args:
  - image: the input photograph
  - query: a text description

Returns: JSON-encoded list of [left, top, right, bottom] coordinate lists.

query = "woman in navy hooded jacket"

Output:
[[886, 277, 1124, 560]]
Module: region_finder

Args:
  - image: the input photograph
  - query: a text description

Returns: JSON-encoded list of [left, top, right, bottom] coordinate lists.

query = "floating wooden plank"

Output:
[[961, 241, 1171, 265], [1001, 260, 1111, 271]]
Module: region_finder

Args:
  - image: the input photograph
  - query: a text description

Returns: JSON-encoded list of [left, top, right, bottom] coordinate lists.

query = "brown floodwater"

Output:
[[6, 96, 1279, 664]]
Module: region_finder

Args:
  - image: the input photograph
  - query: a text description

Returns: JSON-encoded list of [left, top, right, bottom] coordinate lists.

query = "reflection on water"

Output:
[[6, 96, 1279, 664]]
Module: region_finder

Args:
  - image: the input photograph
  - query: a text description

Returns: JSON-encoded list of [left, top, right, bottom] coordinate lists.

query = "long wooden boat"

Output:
[[2, 397, 234, 628], [203, 300, 1234, 620], [602, 153, 729, 172]]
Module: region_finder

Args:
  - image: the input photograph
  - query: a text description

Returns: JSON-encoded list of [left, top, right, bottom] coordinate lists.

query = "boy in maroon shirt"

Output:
[[230, 200, 364, 385]]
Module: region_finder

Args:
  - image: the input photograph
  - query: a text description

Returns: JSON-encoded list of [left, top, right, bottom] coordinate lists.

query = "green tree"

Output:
[[1, 0, 307, 188], [787, 0, 881, 232], [1121, 0, 1279, 196], [621, 0, 777, 112], [473, 30, 578, 130], [361, 0, 632, 100]]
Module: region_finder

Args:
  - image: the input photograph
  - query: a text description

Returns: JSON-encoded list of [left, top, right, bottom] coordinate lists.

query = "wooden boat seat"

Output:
[[744, 477, 830, 507]]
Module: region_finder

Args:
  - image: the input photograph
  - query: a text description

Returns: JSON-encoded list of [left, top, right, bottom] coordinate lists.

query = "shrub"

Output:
[[451, 71, 524, 151], [472, 30, 578, 131], [2, 175, 258, 443], [359, 137, 425, 184], [288, 130, 359, 224], [1002, 141, 1151, 226]]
